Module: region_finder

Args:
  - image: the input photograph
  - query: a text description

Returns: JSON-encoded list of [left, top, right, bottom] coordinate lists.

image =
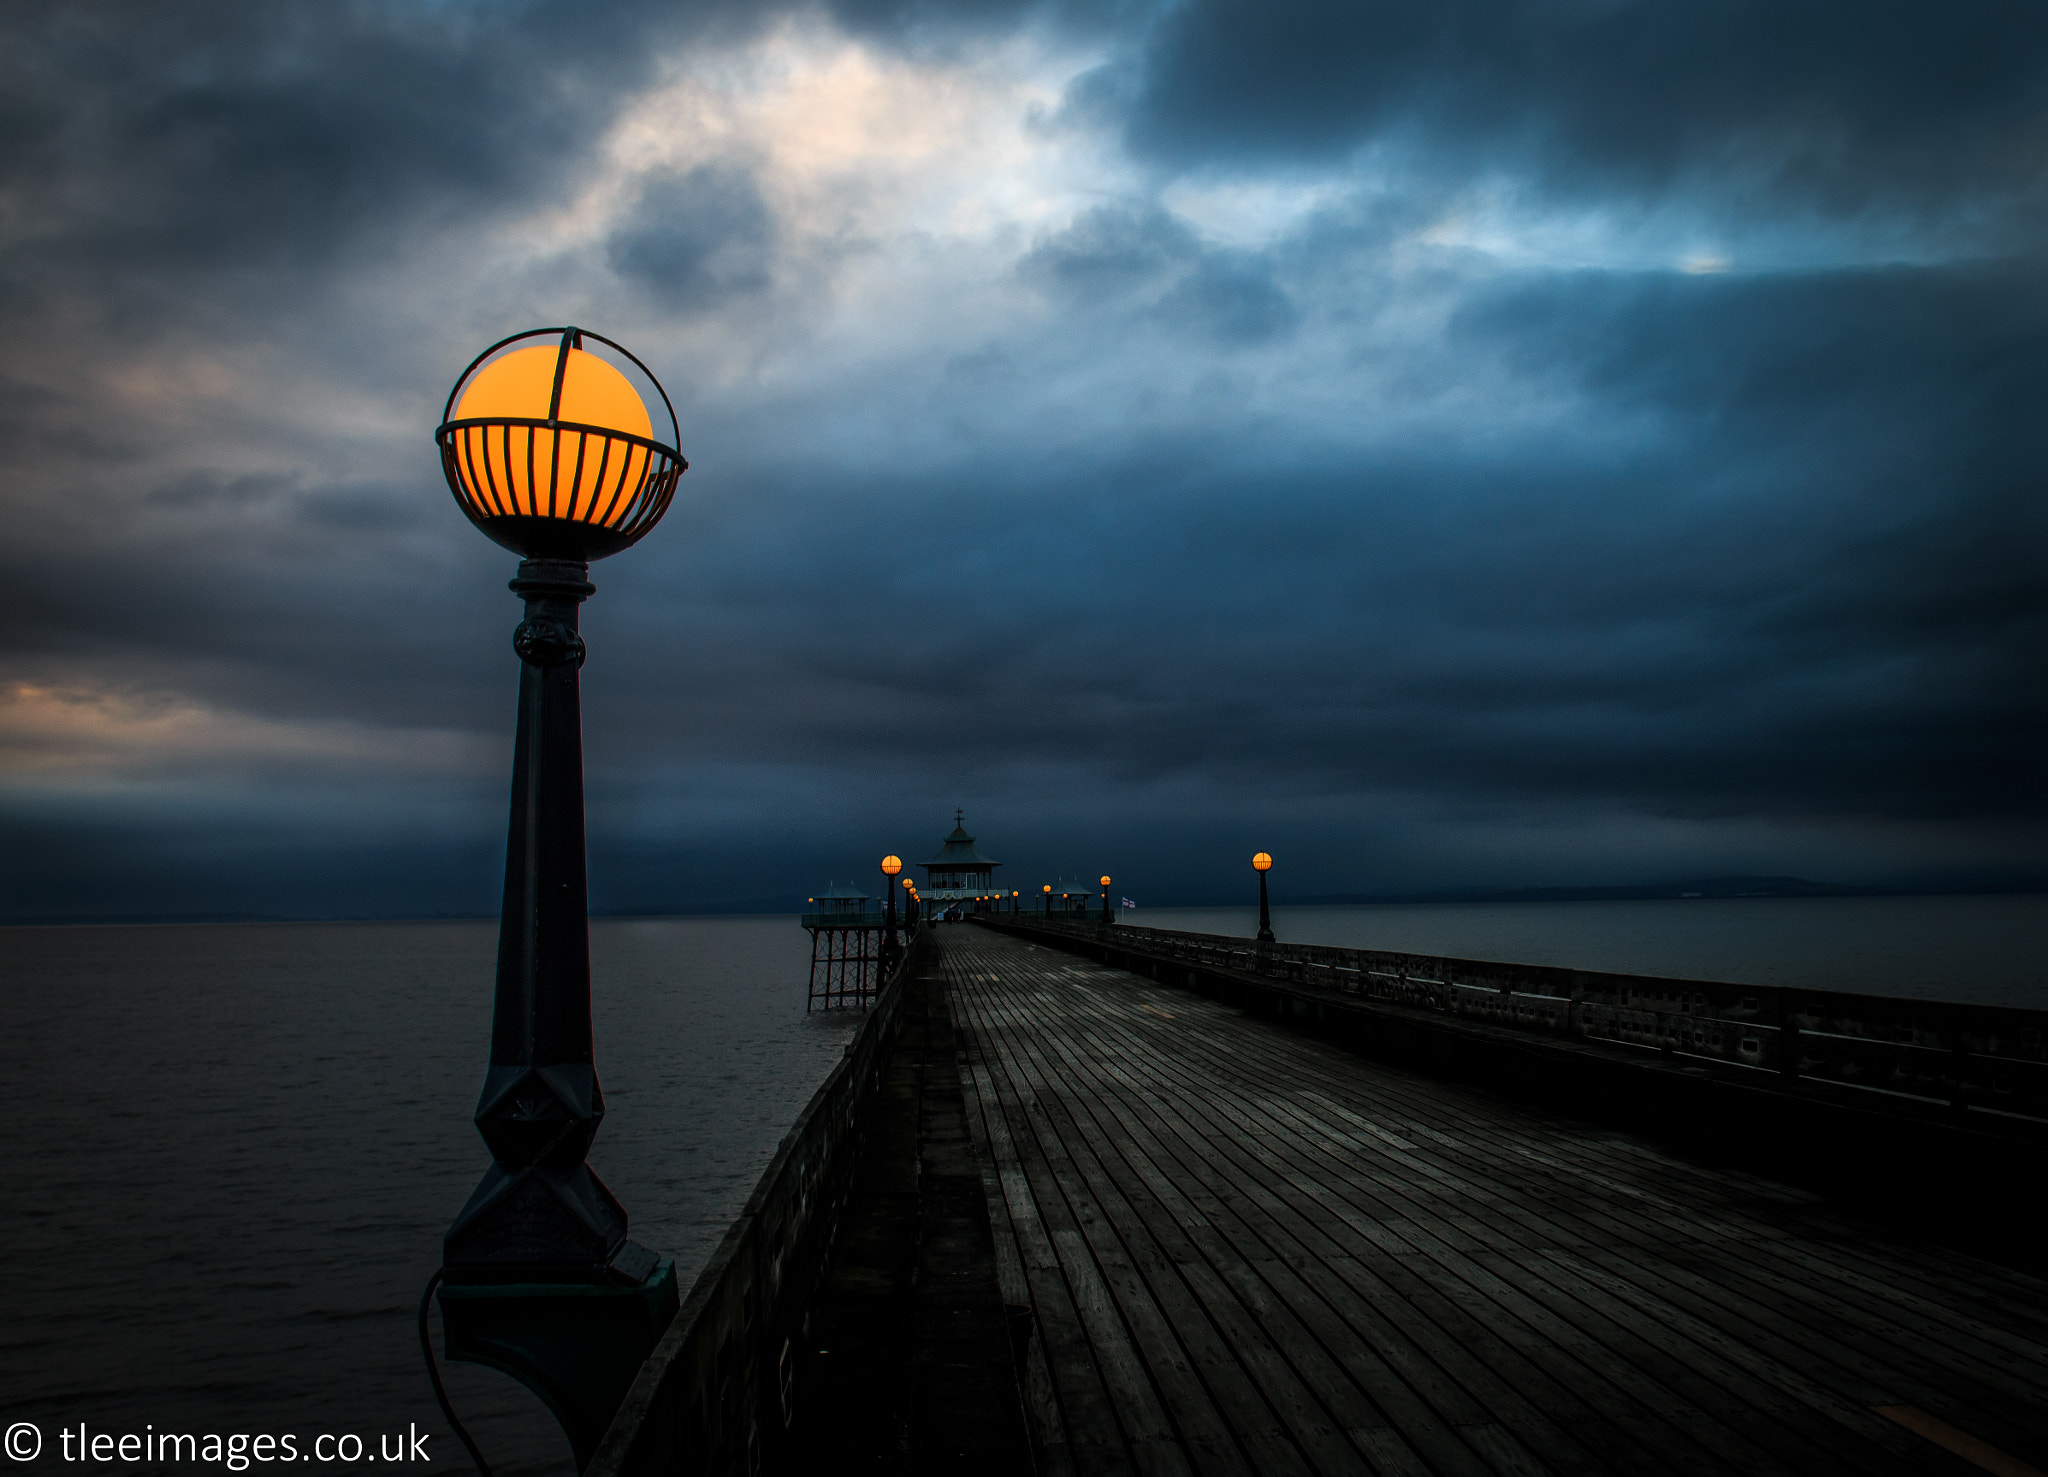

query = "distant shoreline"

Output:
[[5, 877, 2045, 927], [1301, 877, 1937, 905]]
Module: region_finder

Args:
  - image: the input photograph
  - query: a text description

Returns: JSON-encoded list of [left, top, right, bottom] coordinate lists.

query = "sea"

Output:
[[1142, 894, 2048, 1009], [2, 896, 2043, 1472], [0, 916, 857, 1474]]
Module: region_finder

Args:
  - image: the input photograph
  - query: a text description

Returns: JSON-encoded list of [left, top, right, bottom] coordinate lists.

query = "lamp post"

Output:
[[1252, 851, 1275, 943], [1100, 875, 1113, 925], [428, 327, 687, 1465], [1043, 883, 1052, 918], [880, 854, 903, 968], [1012, 889, 1020, 916]]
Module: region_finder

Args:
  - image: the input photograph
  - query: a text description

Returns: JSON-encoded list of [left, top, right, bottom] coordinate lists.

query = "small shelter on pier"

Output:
[[1043, 877, 1105, 920], [920, 811, 1002, 916], [802, 882, 883, 1009]]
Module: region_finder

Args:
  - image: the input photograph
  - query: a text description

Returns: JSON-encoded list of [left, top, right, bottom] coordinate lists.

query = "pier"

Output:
[[591, 921, 2048, 1476]]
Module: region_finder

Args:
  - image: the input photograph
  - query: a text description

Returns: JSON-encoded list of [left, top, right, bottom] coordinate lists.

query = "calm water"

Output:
[[4, 897, 2045, 1473], [0, 916, 857, 1475], [1140, 895, 2048, 1008]]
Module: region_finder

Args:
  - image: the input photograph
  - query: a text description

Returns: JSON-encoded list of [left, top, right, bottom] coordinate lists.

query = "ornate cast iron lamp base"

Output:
[[438, 1255, 679, 1471]]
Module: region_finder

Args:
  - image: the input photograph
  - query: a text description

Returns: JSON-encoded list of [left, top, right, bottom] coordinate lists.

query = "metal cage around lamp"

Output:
[[436, 326, 688, 561]]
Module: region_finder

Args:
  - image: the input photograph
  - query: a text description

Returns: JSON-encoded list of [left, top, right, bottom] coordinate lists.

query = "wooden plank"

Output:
[[937, 928, 2048, 1477], [952, 1022, 1141, 1474], [955, 1042, 1082, 1477], [1542, 1247, 1989, 1475], [1081, 946, 2048, 1442], [1261, 1073, 2048, 1442], [990, 982, 1584, 1477], [1138, 962, 2031, 1442], [954, 938, 1679, 1466], [1024, 999, 1505, 1477], [961, 972, 1245, 1475], [1056, 985, 1794, 1477], [967, 966, 1353, 1475], [1142, 1072, 1927, 1477], [1875, 1406, 2048, 1477], [1057, 1064, 1701, 1476], [1203, 998, 2048, 1367], [954, 942, 1622, 1477], [1196, 1020, 2048, 1466]]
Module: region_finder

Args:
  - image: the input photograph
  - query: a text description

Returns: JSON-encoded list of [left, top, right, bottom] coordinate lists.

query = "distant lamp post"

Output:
[[1012, 889, 1020, 916], [1043, 883, 1053, 918], [880, 855, 903, 965], [429, 327, 687, 1467], [1100, 875, 1113, 925], [1252, 852, 1276, 943]]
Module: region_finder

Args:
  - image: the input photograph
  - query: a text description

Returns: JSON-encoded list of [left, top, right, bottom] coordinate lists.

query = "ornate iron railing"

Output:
[[1004, 918, 2048, 1123], [799, 911, 887, 929], [588, 924, 929, 1476]]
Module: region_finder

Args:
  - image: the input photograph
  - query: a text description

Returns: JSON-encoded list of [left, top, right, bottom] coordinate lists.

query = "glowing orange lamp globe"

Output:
[[1252, 852, 1273, 872], [437, 327, 686, 560], [881, 855, 903, 876], [1100, 875, 1112, 887]]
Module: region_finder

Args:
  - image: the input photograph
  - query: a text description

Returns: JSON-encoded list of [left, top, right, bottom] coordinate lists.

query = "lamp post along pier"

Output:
[[880, 854, 904, 968], [1252, 851, 1276, 943], [428, 327, 687, 1467]]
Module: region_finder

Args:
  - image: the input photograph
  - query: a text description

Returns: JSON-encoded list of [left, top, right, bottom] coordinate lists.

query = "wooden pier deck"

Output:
[[939, 924, 2048, 1477]]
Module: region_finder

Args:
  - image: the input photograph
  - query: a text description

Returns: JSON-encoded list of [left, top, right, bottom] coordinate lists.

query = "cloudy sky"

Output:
[[2, 0, 2044, 918]]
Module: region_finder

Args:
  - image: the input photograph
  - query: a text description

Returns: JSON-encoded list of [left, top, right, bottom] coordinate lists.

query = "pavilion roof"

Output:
[[922, 810, 1000, 868]]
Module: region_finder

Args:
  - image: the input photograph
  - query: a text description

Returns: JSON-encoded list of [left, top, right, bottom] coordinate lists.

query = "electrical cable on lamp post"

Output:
[[1253, 851, 1276, 944], [426, 326, 687, 1468]]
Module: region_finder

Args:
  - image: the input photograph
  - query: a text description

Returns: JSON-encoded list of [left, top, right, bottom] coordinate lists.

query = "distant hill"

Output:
[[0, 911, 291, 927], [1297, 876, 1901, 906]]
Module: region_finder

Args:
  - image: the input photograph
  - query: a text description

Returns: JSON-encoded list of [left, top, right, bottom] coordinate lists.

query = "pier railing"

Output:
[[588, 923, 929, 1477], [1001, 918, 2048, 1125], [798, 911, 886, 928]]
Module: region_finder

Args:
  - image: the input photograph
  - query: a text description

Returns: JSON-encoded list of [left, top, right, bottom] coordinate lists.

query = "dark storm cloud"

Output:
[[1119, 0, 2048, 219], [1023, 204, 1298, 341], [581, 256, 2045, 827], [1022, 203, 1201, 301], [0, 0, 754, 292], [3, 0, 2044, 918], [608, 167, 776, 305], [0, 0, 776, 682]]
